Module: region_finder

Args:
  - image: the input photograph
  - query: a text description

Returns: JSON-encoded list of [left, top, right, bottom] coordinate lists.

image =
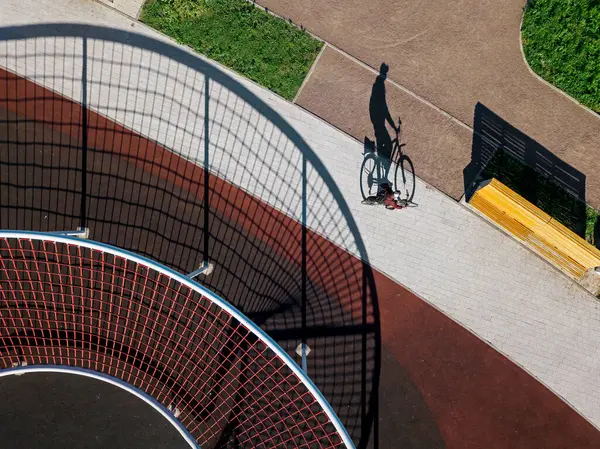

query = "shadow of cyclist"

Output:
[[369, 63, 399, 185]]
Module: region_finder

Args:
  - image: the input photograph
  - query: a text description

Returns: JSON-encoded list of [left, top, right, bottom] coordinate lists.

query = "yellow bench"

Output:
[[469, 178, 600, 280]]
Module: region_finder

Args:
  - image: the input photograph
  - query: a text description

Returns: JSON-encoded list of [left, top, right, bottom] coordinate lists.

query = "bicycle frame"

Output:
[[361, 117, 415, 203], [390, 119, 405, 164]]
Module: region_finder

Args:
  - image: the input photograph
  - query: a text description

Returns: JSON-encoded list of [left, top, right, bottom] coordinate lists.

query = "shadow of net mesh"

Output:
[[0, 27, 379, 448]]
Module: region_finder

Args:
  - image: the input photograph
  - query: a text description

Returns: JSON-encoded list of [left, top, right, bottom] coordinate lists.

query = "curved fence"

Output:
[[0, 24, 380, 448], [0, 232, 352, 449]]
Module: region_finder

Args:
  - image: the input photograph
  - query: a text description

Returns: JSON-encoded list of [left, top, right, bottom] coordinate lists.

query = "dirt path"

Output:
[[260, 0, 600, 206], [294, 46, 473, 199]]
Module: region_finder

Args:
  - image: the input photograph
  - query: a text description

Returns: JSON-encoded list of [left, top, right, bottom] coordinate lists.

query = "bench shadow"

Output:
[[464, 102, 587, 238]]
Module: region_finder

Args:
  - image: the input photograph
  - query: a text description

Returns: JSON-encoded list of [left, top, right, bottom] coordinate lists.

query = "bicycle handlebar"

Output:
[[395, 117, 402, 137]]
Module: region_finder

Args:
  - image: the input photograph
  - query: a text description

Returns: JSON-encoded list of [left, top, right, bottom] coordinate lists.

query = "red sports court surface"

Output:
[[1, 68, 600, 449]]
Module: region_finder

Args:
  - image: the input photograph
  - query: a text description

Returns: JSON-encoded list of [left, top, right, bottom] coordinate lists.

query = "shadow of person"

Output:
[[369, 64, 399, 188], [369, 63, 397, 161]]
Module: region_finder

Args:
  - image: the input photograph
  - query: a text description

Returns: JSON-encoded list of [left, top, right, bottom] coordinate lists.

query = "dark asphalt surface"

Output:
[[0, 372, 189, 449]]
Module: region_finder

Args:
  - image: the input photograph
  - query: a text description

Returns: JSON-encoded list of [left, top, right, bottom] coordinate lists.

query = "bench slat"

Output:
[[469, 178, 600, 280]]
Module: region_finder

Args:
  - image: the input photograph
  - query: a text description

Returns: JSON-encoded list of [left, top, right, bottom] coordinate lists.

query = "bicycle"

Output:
[[360, 118, 416, 207]]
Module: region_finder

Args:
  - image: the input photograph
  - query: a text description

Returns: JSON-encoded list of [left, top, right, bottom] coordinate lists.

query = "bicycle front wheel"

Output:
[[360, 154, 378, 200], [394, 155, 415, 202]]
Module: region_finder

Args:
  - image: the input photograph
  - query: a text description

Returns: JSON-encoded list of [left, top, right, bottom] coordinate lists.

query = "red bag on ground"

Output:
[[384, 192, 403, 209]]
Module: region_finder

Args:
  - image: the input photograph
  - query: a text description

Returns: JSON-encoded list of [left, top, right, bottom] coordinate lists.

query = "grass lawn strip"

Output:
[[140, 0, 323, 100], [522, 0, 600, 112]]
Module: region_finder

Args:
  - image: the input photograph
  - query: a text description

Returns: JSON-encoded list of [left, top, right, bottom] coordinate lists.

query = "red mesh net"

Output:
[[0, 236, 349, 449]]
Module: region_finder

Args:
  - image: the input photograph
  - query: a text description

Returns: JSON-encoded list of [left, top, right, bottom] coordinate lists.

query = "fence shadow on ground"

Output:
[[464, 102, 587, 237], [0, 24, 386, 449]]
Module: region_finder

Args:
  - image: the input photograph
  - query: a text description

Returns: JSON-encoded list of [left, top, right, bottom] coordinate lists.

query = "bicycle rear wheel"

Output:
[[360, 154, 378, 200], [394, 155, 415, 202]]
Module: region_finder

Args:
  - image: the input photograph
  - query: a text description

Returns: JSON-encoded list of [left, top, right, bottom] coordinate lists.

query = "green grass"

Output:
[[140, 0, 322, 100], [586, 205, 599, 244], [522, 0, 600, 112]]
